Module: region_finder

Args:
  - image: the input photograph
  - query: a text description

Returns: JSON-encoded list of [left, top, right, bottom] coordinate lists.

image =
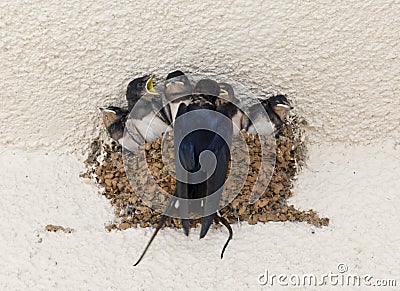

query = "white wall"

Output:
[[1, 0, 399, 153], [1, 2, 400, 288]]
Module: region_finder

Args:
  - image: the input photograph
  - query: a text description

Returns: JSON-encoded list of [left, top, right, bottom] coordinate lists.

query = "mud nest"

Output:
[[83, 115, 329, 231]]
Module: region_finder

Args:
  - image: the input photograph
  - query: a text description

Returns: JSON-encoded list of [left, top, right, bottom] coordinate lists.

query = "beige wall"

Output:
[[1, 0, 399, 153]]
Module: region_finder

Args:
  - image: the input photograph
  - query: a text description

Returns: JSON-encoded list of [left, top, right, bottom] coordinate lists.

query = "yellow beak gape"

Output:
[[146, 77, 159, 95], [219, 89, 228, 95]]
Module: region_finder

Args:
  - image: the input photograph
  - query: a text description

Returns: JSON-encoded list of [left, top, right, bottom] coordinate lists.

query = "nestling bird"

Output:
[[99, 74, 154, 148], [216, 82, 246, 135], [245, 94, 293, 136], [124, 75, 171, 152], [192, 78, 220, 104], [99, 106, 128, 144], [265, 94, 293, 123], [163, 70, 193, 125], [126, 75, 157, 112], [99, 106, 147, 151]]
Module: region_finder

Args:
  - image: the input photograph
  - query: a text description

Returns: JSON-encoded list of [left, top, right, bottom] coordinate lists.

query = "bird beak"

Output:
[[219, 89, 228, 95], [99, 107, 119, 126], [99, 107, 116, 114], [146, 77, 159, 95], [276, 104, 293, 111]]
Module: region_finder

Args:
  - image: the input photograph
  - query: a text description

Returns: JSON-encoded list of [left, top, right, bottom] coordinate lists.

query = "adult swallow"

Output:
[[134, 79, 233, 265]]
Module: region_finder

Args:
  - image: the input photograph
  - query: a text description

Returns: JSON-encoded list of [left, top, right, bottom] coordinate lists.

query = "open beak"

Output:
[[218, 89, 229, 102], [219, 89, 228, 95], [146, 76, 159, 95]]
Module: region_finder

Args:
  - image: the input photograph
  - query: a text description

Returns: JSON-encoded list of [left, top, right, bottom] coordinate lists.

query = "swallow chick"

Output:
[[265, 94, 293, 124], [216, 82, 246, 135], [124, 75, 171, 152], [245, 94, 293, 136], [99, 106, 128, 144], [163, 70, 193, 125], [192, 78, 221, 104], [126, 75, 156, 112]]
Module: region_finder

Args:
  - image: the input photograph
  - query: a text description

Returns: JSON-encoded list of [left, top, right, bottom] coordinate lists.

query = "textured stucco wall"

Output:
[[1, 0, 399, 152]]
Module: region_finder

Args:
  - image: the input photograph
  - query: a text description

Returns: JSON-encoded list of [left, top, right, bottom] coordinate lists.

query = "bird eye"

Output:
[[137, 82, 145, 88]]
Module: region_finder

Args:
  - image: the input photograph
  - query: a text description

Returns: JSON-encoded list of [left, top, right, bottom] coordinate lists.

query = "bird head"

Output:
[[126, 75, 158, 101], [217, 82, 240, 106], [218, 83, 233, 99], [166, 70, 185, 80], [99, 106, 127, 128], [268, 95, 293, 121], [193, 79, 221, 104], [164, 70, 192, 101], [193, 79, 220, 96]]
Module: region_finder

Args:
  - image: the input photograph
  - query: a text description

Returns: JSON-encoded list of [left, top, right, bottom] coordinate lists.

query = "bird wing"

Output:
[[247, 102, 276, 136], [173, 102, 233, 237], [123, 118, 145, 152], [199, 113, 232, 238], [150, 98, 171, 126]]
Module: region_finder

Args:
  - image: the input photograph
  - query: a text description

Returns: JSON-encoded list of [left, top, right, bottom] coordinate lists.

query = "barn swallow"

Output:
[[216, 82, 246, 135], [174, 94, 218, 237], [134, 79, 234, 265], [163, 70, 193, 125], [245, 94, 293, 136], [99, 106, 128, 144], [192, 78, 220, 104], [126, 75, 157, 112], [178, 79, 233, 243], [124, 76, 171, 151], [266, 94, 293, 122]]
